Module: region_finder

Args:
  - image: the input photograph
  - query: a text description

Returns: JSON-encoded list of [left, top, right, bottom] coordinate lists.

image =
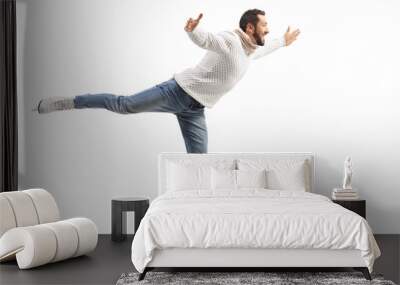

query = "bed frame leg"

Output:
[[138, 268, 148, 281], [354, 267, 371, 280]]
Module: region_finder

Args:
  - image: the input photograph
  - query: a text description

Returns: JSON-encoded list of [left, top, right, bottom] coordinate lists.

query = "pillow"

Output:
[[211, 168, 268, 190], [166, 158, 236, 192], [237, 159, 310, 191], [167, 162, 211, 191], [166, 158, 235, 170], [267, 165, 306, 191], [236, 169, 268, 189], [211, 168, 236, 190]]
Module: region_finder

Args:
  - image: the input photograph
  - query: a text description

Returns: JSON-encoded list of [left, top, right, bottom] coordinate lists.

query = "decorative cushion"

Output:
[[237, 159, 310, 191], [211, 168, 236, 190], [166, 159, 235, 191], [211, 169, 268, 190], [167, 163, 211, 191], [236, 169, 268, 189]]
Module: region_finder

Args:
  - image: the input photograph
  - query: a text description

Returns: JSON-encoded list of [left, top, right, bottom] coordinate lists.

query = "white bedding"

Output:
[[131, 189, 380, 273]]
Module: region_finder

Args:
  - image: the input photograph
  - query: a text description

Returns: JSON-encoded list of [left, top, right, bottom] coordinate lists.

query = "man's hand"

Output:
[[284, 26, 301, 46], [184, 13, 203, 32]]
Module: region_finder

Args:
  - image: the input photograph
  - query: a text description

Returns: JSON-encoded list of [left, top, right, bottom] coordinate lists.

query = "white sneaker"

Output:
[[35, 97, 75, 114]]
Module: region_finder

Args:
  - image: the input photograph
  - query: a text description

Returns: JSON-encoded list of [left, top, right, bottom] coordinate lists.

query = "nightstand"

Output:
[[332, 199, 366, 219], [111, 197, 150, 241]]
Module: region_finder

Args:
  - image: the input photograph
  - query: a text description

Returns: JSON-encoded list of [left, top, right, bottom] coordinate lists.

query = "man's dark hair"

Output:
[[239, 9, 265, 32]]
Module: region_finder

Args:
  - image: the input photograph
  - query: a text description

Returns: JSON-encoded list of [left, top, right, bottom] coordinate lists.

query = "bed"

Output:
[[131, 152, 381, 281]]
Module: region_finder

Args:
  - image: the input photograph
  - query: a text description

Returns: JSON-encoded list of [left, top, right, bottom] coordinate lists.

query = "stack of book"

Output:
[[332, 188, 359, 200]]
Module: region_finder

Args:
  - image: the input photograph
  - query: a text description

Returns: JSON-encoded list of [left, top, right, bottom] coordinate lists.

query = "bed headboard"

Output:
[[158, 152, 315, 196]]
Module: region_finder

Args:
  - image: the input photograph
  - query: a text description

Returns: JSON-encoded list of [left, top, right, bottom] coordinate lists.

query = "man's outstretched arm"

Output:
[[184, 13, 229, 53], [252, 26, 301, 60]]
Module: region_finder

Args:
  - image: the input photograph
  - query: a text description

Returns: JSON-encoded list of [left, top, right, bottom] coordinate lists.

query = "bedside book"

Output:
[[332, 188, 359, 200]]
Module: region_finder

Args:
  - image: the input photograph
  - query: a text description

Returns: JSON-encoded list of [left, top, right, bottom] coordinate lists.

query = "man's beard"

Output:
[[254, 32, 265, 46]]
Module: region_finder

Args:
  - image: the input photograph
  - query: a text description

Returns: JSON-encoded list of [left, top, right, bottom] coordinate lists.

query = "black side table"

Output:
[[332, 199, 366, 219], [111, 197, 150, 242]]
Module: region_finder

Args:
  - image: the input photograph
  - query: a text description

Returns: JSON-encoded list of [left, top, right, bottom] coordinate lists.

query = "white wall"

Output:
[[16, 0, 400, 233]]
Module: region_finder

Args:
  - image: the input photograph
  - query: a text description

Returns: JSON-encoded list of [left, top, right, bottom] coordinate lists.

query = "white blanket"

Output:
[[131, 189, 380, 273]]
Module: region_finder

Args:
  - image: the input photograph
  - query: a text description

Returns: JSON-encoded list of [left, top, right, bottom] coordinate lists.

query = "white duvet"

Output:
[[131, 189, 380, 273]]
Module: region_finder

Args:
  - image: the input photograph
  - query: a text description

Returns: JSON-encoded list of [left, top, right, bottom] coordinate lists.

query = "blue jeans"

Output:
[[74, 78, 207, 153]]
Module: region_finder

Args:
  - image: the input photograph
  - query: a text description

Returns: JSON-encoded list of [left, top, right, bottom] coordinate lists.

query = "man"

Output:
[[34, 9, 300, 153]]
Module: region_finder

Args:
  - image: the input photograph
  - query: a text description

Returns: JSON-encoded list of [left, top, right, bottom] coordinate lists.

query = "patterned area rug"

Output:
[[116, 271, 396, 285]]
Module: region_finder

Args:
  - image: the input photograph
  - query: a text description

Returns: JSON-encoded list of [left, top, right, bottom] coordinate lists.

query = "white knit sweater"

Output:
[[173, 27, 286, 108]]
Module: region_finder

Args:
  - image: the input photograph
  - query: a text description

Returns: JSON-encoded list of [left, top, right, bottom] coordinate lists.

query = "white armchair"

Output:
[[0, 188, 98, 269]]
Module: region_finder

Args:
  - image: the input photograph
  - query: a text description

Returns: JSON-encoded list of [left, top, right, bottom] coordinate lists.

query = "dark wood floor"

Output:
[[0, 234, 398, 285]]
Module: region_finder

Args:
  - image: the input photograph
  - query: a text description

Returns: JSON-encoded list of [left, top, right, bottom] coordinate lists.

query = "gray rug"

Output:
[[116, 271, 396, 285]]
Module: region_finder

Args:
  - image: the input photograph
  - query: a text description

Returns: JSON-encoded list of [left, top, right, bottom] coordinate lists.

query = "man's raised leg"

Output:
[[35, 79, 183, 114]]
